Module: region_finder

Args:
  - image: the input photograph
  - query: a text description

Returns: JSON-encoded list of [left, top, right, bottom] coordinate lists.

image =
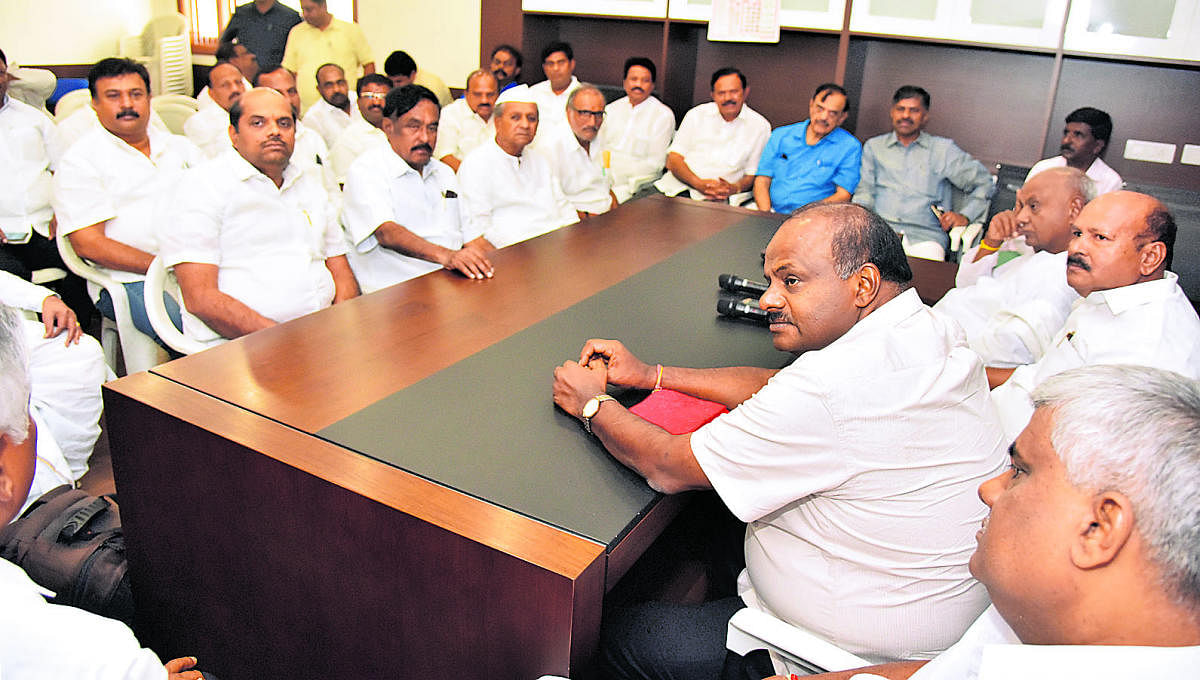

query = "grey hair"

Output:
[[1033, 364, 1200, 612], [565, 83, 603, 111], [0, 306, 30, 444]]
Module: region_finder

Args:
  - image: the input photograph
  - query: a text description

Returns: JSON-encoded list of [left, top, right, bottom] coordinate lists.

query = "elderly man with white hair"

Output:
[[791, 364, 1200, 679], [456, 84, 575, 250]]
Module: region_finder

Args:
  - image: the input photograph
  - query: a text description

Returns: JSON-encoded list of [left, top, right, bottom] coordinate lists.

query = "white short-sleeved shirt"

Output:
[[1026, 155, 1123, 195], [690, 289, 1007, 666], [529, 76, 580, 144], [0, 94, 59, 239], [542, 126, 613, 214], [433, 98, 494, 165], [329, 118, 387, 183], [596, 95, 675, 202], [183, 104, 233, 159], [654, 101, 770, 199], [934, 247, 1080, 367], [991, 271, 1200, 439], [0, 558, 167, 679], [342, 147, 466, 292], [53, 125, 201, 296], [908, 605, 1200, 680], [159, 150, 348, 348], [456, 139, 577, 249], [302, 93, 360, 149]]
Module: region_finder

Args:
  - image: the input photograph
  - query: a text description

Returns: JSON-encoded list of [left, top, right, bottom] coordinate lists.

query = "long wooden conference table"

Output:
[[103, 197, 957, 679]]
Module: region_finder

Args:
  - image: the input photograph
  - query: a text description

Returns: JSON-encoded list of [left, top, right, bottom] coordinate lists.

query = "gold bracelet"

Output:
[[653, 364, 663, 391], [978, 240, 1001, 252]]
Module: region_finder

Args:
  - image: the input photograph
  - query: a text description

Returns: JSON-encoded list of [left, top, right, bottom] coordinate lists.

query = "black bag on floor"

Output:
[[0, 485, 135, 625]]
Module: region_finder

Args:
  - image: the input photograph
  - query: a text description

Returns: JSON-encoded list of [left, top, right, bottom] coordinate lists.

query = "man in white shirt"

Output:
[[254, 64, 338, 201], [196, 41, 255, 110], [161, 88, 359, 348], [342, 85, 493, 293], [434, 69, 498, 172], [0, 306, 207, 680], [596, 57, 675, 202], [988, 191, 1200, 439], [0, 271, 105, 486], [329, 73, 392, 183], [1026, 107, 1122, 194], [184, 61, 246, 158], [798, 364, 1200, 680], [544, 84, 617, 218], [0, 48, 92, 323], [529, 41, 580, 142], [934, 167, 1092, 367], [54, 58, 200, 344], [654, 67, 770, 202], [301, 63, 358, 149], [552, 203, 1006, 679], [456, 84, 576, 249]]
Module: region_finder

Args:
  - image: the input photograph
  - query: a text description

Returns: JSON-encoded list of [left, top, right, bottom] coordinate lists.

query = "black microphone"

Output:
[[717, 297, 769, 325], [718, 273, 768, 296]]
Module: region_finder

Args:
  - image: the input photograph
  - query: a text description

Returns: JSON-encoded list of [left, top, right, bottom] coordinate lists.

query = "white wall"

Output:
[[0, 0, 175, 65], [356, 0, 482, 89]]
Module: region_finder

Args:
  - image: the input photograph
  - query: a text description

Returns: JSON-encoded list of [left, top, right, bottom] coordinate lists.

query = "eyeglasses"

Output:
[[361, 92, 387, 100], [570, 108, 605, 120]]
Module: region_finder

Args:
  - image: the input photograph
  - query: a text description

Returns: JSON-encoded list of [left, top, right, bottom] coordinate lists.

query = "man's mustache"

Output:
[[116, 109, 139, 119], [1067, 254, 1090, 271], [411, 143, 433, 154]]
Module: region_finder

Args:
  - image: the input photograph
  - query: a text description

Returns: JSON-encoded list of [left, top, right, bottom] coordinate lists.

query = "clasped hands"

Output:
[[552, 339, 655, 419]]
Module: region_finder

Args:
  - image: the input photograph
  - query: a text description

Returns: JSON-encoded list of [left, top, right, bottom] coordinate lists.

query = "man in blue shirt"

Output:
[[753, 83, 861, 214], [853, 85, 994, 259]]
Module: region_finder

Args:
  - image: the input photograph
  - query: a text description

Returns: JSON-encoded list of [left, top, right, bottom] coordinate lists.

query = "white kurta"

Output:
[[0, 95, 58, 240], [990, 271, 1200, 439], [1026, 155, 1123, 195], [456, 139, 577, 249], [342, 148, 467, 292], [0, 558, 168, 679], [433, 98, 494, 165], [529, 75, 580, 145], [159, 150, 348, 348], [542, 125, 613, 214], [301, 92, 360, 149], [934, 246, 1080, 367], [654, 101, 770, 199], [596, 95, 675, 202], [329, 118, 387, 184], [53, 125, 201, 298], [909, 605, 1200, 680], [690, 289, 1006, 669]]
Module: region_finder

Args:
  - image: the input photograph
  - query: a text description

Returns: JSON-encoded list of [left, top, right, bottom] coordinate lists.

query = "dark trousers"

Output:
[[601, 596, 774, 680], [0, 232, 95, 324]]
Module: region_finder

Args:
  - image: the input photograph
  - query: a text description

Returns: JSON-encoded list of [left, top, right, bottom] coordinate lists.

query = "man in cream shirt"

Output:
[[160, 88, 359, 348], [342, 85, 493, 292], [596, 57, 675, 202], [433, 69, 498, 172], [543, 84, 617, 218], [184, 61, 247, 158], [654, 67, 769, 202], [456, 85, 576, 249]]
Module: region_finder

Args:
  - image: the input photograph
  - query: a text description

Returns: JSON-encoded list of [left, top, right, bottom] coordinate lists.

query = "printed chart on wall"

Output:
[[708, 0, 782, 42]]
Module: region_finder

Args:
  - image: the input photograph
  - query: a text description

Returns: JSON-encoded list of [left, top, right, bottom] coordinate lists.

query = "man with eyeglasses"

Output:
[[342, 85, 493, 292], [329, 73, 392, 183], [544, 85, 618, 218]]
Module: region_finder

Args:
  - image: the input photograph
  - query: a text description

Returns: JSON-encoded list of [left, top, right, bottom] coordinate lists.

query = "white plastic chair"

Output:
[[144, 256, 207, 356], [53, 88, 92, 122], [151, 94, 200, 135], [55, 229, 168, 374], [120, 13, 193, 97], [948, 222, 985, 262], [726, 607, 870, 675]]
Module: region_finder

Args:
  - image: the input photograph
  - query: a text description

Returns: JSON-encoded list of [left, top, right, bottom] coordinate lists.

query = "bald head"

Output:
[[1066, 191, 1173, 297], [229, 88, 296, 180], [1012, 167, 1094, 254]]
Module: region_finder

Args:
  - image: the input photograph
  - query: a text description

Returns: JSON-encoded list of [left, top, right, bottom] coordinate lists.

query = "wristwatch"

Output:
[[581, 394, 616, 434]]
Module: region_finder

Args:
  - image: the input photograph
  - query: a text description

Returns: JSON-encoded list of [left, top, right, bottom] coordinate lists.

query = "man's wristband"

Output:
[[978, 239, 1001, 252], [652, 364, 663, 392]]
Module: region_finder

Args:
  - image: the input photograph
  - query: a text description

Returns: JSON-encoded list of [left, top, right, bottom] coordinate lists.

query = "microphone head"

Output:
[[718, 273, 734, 291], [716, 297, 736, 316]]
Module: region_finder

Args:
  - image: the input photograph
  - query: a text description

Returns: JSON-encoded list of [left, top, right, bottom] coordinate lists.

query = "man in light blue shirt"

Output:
[[753, 83, 861, 214], [853, 85, 993, 259]]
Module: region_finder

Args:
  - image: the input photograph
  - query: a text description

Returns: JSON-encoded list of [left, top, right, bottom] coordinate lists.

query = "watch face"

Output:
[[582, 397, 600, 419]]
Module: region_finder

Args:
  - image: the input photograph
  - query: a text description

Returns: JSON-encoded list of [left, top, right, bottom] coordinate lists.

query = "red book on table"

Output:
[[628, 389, 728, 435]]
